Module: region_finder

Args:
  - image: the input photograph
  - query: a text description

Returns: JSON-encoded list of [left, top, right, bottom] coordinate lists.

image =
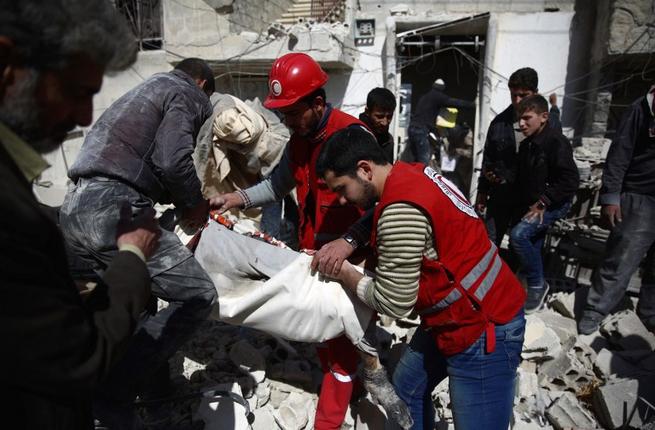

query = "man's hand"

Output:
[[549, 93, 557, 107], [209, 192, 244, 214], [475, 192, 488, 216], [180, 199, 209, 233], [601, 204, 622, 228], [523, 202, 546, 224], [310, 238, 355, 277], [331, 259, 363, 294], [116, 203, 161, 260]]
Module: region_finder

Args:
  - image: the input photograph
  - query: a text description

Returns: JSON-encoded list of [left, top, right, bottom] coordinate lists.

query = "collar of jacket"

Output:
[[0, 121, 49, 183], [170, 69, 205, 94], [308, 103, 333, 144], [524, 120, 554, 149]]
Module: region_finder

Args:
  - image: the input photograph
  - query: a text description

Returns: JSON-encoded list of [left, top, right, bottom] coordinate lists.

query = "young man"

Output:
[[59, 58, 218, 428], [359, 87, 396, 162], [315, 126, 526, 430], [476, 68, 563, 246], [578, 85, 655, 334], [0, 1, 161, 428], [407, 78, 475, 165], [509, 95, 579, 313], [211, 53, 374, 430]]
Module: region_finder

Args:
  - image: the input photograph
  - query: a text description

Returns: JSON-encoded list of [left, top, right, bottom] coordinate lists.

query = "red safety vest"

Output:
[[372, 162, 526, 356], [289, 108, 365, 249]]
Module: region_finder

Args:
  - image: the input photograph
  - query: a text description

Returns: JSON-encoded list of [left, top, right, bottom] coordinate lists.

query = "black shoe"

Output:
[[524, 282, 550, 314], [578, 310, 604, 335]]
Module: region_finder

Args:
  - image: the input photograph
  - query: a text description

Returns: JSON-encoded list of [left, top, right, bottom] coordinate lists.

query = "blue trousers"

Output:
[[392, 311, 525, 430], [509, 202, 571, 287], [408, 125, 431, 165]]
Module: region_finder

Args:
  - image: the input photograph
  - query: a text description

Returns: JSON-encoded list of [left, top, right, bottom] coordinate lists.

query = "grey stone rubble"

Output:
[[150, 290, 655, 429]]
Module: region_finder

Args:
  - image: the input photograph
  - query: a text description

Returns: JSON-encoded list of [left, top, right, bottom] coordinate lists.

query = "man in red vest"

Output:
[[315, 126, 527, 430], [210, 53, 371, 429]]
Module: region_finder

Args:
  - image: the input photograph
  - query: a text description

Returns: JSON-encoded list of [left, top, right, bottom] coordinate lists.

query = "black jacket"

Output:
[[479, 104, 563, 195], [600, 95, 655, 205], [69, 70, 212, 209], [410, 87, 475, 130], [0, 144, 151, 429], [516, 124, 579, 210]]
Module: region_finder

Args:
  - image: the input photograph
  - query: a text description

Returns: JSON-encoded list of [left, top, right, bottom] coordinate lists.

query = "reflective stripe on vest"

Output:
[[419, 243, 501, 315]]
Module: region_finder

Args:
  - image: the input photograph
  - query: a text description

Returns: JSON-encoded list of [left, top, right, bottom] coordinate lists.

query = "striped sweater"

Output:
[[356, 202, 437, 318]]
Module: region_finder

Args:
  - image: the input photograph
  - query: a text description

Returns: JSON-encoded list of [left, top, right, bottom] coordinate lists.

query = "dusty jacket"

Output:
[[479, 104, 563, 195], [0, 145, 151, 429], [69, 70, 212, 209], [516, 124, 579, 210], [600, 94, 655, 205], [410, 87, 475, 130]]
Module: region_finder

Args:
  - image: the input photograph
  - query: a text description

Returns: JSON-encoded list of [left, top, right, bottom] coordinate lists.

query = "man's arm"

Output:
[[336, 203, 430, 319], [599, 103, 641, 206], [443, 95, 476, 110]]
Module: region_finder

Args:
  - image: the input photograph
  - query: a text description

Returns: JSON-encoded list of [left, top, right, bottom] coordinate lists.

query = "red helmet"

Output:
[[263, 53, 328, 109]]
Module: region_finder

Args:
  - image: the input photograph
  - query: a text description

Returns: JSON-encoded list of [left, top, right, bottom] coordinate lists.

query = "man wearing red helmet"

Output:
[[211, 53, 375, 429]]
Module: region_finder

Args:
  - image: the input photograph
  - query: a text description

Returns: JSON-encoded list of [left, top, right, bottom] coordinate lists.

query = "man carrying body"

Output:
[[476, 67, 563, 246], [211, 52, 373, 429], [359, 87, 396, 163], [316, 126, 526, 430], [578, 85, 655, 334], [407, 78, 475, 165], [509, 95, 579, 313], [0, 1, 160, 428], [60, 58, 218, 427]]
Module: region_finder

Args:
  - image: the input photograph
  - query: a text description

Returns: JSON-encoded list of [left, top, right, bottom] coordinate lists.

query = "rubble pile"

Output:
[[153, 291, 655, 430]]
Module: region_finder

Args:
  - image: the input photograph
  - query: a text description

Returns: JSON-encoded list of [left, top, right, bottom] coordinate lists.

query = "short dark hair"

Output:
[[300, 88, 327, 106], [316, 126, 389, 178], [366, 87, 396, 111], [517, 94, 548, 115], [508, 67, 538, 92], [175, 58, 215, 94]]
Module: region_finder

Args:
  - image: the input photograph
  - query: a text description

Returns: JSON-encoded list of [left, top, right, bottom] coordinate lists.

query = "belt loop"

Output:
[[485, 322, 496, 354]]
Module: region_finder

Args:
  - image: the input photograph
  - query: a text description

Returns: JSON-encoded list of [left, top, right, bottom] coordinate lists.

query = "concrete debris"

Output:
[[600, 310, 655, 351], [536, 310, 578, 343], [522, 314, 562, 361], [593, 378, 641, 429], [251, 405, 276, 430], [274, 391, 313, 430], [548, 291, 576, 319], [538, 339, 598, 393], [594, 348, 644, 379], [545, 391, 598, 430]]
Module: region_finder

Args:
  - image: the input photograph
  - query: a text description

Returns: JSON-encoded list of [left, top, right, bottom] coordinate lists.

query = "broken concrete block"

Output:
[[522, 315, 562, 361], [274, 391, 313, 430], [579, 331, 611, 354], [251, 405, 276, 430], [600, 310, 655, 351], [516, 368, 539, 399], [269, 386, 290, 409], [255, 381, 271, 407], [548, 291, 576, 319], [545, 391, 597, 430], [194, 383, 250, 430], [512, 408, 554, 430], [593, 378, 642, 429], [229, 339, 266, 383], [594, 348, 646, 380], [537, 310, 578, 343], [539, 340, 597, 393]]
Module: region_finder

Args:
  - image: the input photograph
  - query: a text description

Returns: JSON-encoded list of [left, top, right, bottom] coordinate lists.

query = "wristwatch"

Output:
[[342, 233, 359, 249]]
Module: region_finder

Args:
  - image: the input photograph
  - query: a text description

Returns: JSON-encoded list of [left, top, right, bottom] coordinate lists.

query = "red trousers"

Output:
[[314, 335, 360, 429]]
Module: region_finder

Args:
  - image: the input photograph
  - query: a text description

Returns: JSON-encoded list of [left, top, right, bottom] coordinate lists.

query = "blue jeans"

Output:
[[408, 125, 431, 165], [392, 311, 525, 430], [509, 202, 571, 287], [586, 193, 655, 324], [60, 178, 217, 424]]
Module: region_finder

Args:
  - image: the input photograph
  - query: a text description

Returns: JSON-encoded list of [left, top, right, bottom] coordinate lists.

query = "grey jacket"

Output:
[[69, 70, 212, 209]]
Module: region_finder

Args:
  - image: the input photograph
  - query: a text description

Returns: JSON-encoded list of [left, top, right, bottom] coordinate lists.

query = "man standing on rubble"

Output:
[[578, 85, 655, 334], [211, 53, 371, 429], [59, 58, 218, 427], [0, 1, 161, 428], [475, 67, 563, 247], [407, 78, 475, 165], [359, 87, 397, 163], [315, 126, 526, 430]]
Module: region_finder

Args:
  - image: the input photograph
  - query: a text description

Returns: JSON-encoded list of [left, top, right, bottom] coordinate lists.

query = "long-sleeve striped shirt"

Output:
[[356, 202, 437, 318]]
